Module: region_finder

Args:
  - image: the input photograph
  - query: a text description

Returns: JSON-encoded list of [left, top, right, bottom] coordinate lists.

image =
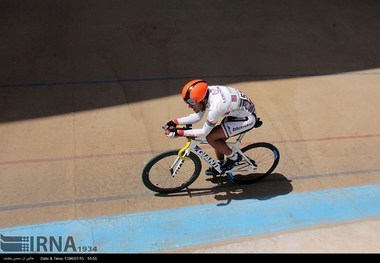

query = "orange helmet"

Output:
[[181, 79, 209, 105]]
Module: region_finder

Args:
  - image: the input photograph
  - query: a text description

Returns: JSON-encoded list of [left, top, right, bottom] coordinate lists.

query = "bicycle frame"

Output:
[[170, 132, 257, 177]]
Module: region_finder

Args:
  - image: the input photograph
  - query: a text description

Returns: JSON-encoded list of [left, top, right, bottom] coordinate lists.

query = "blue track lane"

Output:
[[1, 184, 380, 253]]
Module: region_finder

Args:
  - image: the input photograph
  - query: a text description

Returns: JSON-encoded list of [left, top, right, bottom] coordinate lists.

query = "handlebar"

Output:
[[178, 138, 192, 160], [162, 124, 192, 130], [162, 124, 193, 160]]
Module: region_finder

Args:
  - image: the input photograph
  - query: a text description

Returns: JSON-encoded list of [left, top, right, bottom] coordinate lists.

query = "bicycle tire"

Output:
[[227, 142, 280, 184], [142, 150, 202, 193]]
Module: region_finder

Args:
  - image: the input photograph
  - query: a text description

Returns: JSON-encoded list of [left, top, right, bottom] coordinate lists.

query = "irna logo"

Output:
[[0, 234, 77, 252]]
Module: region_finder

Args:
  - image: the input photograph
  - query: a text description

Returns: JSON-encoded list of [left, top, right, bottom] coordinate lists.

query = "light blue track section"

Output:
[[1, 184, 380, 253]]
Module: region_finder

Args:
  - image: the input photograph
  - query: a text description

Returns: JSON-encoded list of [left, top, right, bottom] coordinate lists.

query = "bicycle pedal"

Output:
[[210, 173, 223, 179]]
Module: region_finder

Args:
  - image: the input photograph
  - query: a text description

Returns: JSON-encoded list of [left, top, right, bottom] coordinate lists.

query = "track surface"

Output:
[[1, 1, 380, 253]]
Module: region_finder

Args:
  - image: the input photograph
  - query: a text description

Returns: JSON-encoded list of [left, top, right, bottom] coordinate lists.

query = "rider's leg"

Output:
[[206, 125, 241, 160], [204, 126, 230, 175], [216, 115, 256, 169], [211, 131, 229, 164], [206, 126, 233, 157], [205, 116, 255, 174], [206, 127, 241, 173], [214, 148, 225, 163]]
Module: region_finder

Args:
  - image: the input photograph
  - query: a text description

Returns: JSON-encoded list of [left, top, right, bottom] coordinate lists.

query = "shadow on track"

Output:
[[153, 173, 293, 206]]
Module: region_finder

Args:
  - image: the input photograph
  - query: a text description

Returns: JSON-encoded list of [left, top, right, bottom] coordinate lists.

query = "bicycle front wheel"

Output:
[[142, 150, 202, 193], [228, 142, 280, 184]]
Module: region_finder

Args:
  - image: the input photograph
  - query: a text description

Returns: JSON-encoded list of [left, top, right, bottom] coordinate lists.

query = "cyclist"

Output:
[[164, 79, 260, 176]]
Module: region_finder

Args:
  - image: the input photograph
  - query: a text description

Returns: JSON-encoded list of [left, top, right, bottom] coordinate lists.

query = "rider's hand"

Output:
[[165, 120, 177, 130], [165, 128, 179, 139]]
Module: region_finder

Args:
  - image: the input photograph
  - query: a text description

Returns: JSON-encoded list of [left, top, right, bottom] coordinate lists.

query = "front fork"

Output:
[[170, 147, 191, 177], [170, 157, 185, 177]]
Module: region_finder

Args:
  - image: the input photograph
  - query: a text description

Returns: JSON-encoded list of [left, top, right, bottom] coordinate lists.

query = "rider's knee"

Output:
[[206, 132, 219, 144]]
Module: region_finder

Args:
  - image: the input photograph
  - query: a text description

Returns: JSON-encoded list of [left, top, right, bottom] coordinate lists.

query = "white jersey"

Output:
[[176, 85, 256, 138]]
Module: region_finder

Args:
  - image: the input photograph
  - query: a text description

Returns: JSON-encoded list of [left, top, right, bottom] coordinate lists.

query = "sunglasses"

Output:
[[185, 98, 196, 106]]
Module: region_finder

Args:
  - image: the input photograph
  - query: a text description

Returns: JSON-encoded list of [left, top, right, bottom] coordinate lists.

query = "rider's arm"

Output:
[[164, 112, 205, 138], [174, 111, 205, 126], [179, 109, 222, 138]]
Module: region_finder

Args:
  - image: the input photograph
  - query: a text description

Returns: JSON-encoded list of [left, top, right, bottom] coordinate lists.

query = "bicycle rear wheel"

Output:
[[142, 150, 202, 193], [228, 142, 280, 184]]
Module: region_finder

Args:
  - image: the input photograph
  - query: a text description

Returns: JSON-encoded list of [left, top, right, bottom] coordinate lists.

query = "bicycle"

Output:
[[142, 119, 280, 193]]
